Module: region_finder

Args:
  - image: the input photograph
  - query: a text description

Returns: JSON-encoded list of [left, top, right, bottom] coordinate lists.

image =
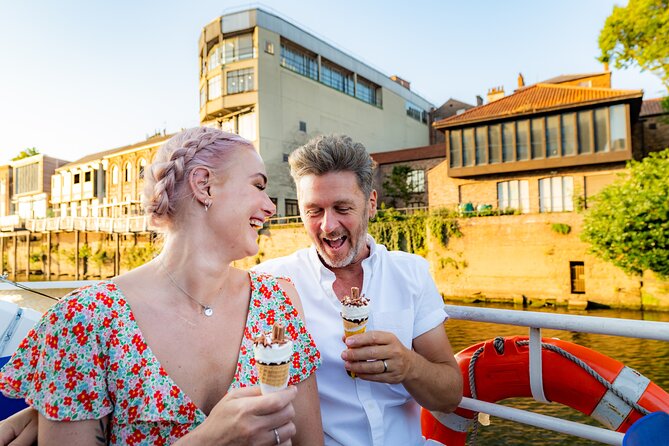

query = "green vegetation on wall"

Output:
[[582, 148, 669, 278], [551, 223, 572, 235], [369, 207, 462, 256], [122, 244, 161, 270]]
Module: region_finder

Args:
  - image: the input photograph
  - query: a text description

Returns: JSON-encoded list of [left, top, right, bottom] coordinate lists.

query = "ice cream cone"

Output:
[[253, 322, 293, 394], [340, 287, 370, 378]]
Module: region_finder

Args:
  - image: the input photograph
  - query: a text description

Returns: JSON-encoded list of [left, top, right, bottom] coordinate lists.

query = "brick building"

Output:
[[370, 144, 445, 208], [429, 72, 647, 213]]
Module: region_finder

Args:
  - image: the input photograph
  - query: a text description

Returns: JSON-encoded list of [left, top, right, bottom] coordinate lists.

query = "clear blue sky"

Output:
[[0, 0, 664, 164]]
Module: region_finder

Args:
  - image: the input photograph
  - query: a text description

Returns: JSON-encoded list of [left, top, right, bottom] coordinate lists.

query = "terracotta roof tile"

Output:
[[370, 144, 444, 165], [640, 98, 667, 117], [434, 84, 643, 128]]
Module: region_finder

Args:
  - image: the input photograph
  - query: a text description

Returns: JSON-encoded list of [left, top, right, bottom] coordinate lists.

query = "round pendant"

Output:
[[203, 307, 214, 317]]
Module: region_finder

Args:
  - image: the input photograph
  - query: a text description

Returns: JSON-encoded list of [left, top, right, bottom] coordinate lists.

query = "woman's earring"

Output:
[[204, 199, 212, 212]]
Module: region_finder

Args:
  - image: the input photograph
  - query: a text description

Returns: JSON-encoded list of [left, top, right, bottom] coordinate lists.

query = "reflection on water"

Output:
[[444, 302, 669, 445]]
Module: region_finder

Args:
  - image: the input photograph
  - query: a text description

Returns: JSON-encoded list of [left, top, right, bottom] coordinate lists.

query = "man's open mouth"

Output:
[[323, 235, 347, 249]]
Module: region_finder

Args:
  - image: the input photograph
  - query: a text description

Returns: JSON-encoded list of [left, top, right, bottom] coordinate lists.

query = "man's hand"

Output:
[[341, 330, 413, 383], [341, 325, 463, 412]]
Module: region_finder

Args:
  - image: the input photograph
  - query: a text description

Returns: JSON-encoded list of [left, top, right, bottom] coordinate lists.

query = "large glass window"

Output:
[[407, 169, 425, 193], [406, 101, 425, 122], [238, 112, 256, 141], [14, 163, 39, 195], [462, 128, 474, 166], [221, 118, 235, 134], [199, 87, 206, 108], [539, 176, 574, 212], [609, 105, 626, 151], [227, 68, 254, 94], [111, 165, 119, 185], [449, 130, 462, 168], [124, 162, 132, 183], [516, 120, 529, 161], [502, 122, 514, 162], [594, 108, 609, 152], [488, 125, 501, 163], [224, 34, 254, 63], [475, 126, 487, 165], [561, 113, 576, 156], [322, 62, 354, 96], [208, 75, 221, 100], [497, 180, 530, 213], [531, 118, 544, 159], [546, 115, 560, 157], [208, 46, 221, 70], [280, 43, 318, 81], [356, 77, 381, 107], [577, 111, 593, 154], [138, 159, 147, 180], [285, 199, 299, 217]]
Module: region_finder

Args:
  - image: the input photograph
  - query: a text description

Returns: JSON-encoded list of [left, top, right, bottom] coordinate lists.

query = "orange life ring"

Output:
[[421, 336, 669, 445]]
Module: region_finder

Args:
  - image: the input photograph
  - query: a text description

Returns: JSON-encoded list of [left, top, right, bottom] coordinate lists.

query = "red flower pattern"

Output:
[[0, 274, 320, 445]]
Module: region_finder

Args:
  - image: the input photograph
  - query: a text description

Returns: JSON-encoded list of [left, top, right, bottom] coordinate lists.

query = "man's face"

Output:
[[297, 171, 377, 269]]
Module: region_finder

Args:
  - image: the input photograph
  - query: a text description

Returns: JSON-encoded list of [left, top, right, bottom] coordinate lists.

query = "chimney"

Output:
[[476, 95, 483, 106], [487, 86, 505, 103], [390, 75, 410, 90], [517, 73, 525, 88]]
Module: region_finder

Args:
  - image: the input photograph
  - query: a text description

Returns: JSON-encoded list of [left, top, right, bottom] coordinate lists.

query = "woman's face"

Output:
[[206, 147, 276, 259]]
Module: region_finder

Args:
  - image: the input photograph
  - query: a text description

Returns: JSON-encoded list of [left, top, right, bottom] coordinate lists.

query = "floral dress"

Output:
[[0, 271, 321, 445]]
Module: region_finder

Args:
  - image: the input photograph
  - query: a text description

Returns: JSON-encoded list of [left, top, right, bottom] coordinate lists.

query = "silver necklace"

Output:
[[158, 258, 215, 317]]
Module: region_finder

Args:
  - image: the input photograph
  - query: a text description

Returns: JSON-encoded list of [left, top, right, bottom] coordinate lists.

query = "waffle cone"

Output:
[[256, 361, 290, 393]]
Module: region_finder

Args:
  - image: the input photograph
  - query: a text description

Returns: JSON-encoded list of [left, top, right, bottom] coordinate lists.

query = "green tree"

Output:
[[598, 0, 669, 92], [581, 148, 669, 279], [382, 165, 417, 208], [11, 147, 40, 161]]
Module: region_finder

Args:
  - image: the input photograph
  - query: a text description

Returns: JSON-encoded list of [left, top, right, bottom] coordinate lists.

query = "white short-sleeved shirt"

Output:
[[254, 236, 447, 446]]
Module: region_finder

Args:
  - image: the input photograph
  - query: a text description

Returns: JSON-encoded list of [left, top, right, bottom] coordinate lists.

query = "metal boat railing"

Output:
[[1, 282, 665, 444], [444, 305, 669, 445]]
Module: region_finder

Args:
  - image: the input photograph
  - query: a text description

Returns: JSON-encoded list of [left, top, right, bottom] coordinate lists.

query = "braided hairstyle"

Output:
[[143, 127, 255, 229]]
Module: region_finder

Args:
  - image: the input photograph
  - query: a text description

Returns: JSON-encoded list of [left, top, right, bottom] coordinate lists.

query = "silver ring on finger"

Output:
[[381, 359, 388, 373], [273, 427, 281, 445]]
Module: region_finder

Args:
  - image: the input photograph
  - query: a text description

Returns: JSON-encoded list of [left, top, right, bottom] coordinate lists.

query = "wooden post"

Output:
[[75, 230, 80, 281], [114, 233, 120, 276], [46, 232, 52, 281], [12, 235, 17, 281], [0, 236, 5, 274], [26, 233, 31, 281]]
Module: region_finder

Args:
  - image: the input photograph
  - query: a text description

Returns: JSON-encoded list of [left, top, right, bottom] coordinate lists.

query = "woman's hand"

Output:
[[176, 385, 298, 445], [0, 407, 38, 446]]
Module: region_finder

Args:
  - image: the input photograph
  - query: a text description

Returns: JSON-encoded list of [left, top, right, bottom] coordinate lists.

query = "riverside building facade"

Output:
[[429, 72, 646, 214], [51, 134, 171, 218], [198, 7, 434, 216]]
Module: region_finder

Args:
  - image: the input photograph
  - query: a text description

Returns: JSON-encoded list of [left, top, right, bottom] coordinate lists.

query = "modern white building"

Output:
[[10, 154, 68, 219], [199, 8, 434, 216]]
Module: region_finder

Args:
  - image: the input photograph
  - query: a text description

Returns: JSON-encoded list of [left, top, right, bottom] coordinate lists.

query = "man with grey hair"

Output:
[[255, 134, 462, 445]]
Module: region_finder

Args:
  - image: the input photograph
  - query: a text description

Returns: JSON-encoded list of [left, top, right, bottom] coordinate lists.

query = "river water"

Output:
[[444, 302, 669, 445], [2, 290, 668, 444]]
